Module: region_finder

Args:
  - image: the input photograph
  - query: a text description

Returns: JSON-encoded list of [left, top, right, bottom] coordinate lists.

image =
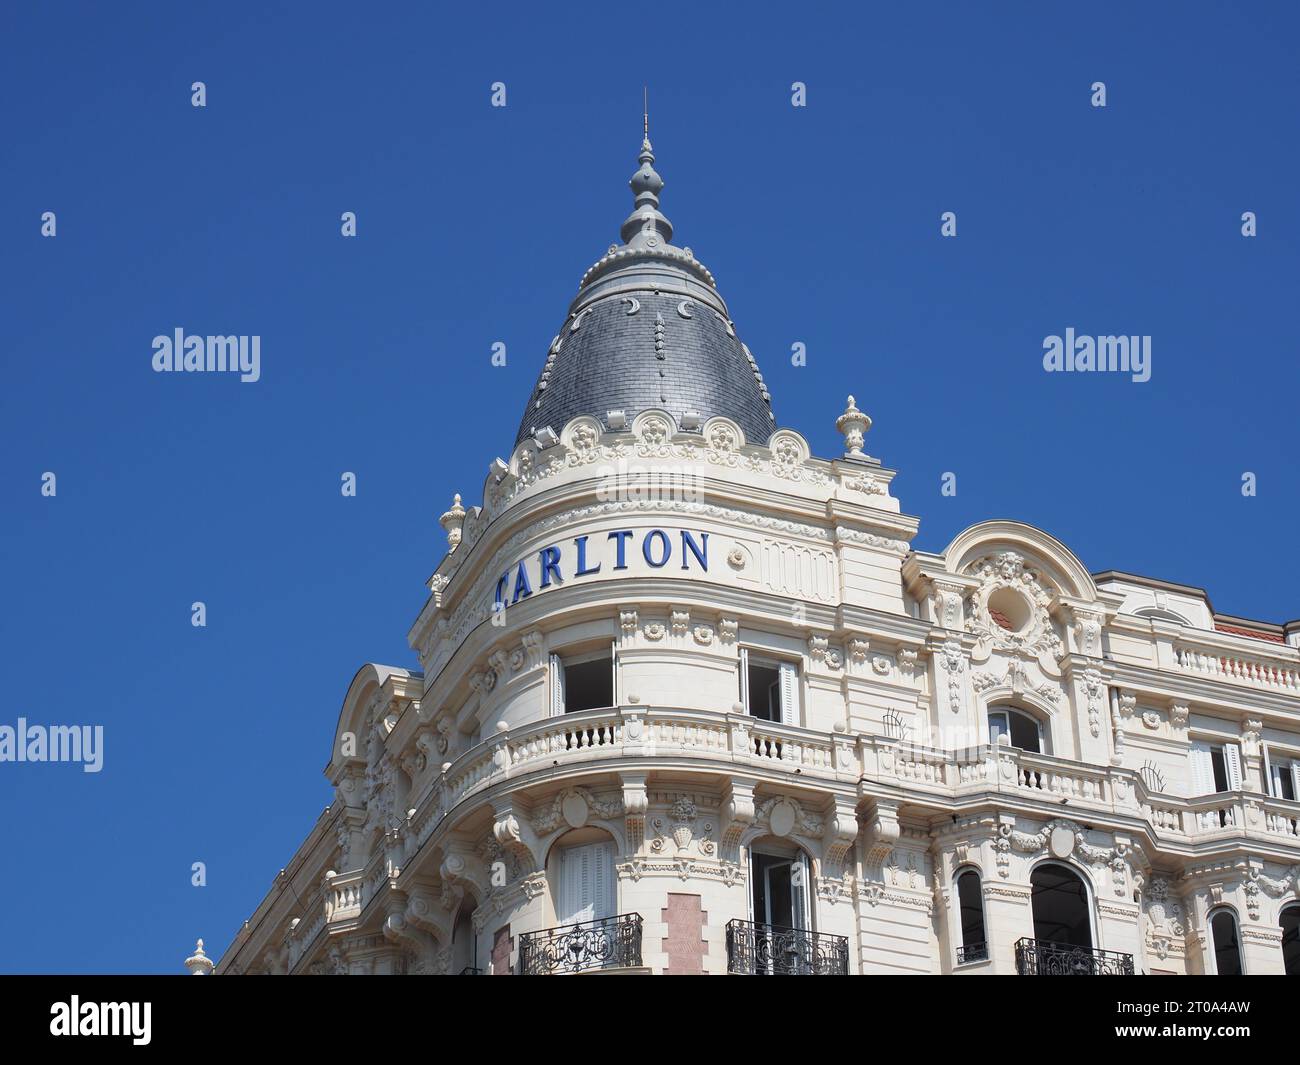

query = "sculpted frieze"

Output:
[[964, 551, 1063, 664]]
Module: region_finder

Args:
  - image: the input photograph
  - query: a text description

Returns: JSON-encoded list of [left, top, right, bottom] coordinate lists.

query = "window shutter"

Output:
[[779, 662, 798, 726], [578, 845, 594, 923], [791, 853, 811, 931], [745, 851, 756, 924], [1224, 743, 1243, 791], [565, 844, 590, 926], [1291, 764, 1300, 801], [594, 840, 614, 921], [1190, 742, 1214, 795], [558, 847, 579, 926], [611, 641, 618, 707], [739, 647, 750, 710], [558, 841, 614, 926], [549, 654, 565, 717]]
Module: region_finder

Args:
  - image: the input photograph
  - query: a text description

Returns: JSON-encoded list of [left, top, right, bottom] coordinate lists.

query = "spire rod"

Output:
[[643, 86, 649, 141]]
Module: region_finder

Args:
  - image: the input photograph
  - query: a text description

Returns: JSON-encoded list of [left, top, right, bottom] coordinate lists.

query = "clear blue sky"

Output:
[[1, 3, 1296, 973]]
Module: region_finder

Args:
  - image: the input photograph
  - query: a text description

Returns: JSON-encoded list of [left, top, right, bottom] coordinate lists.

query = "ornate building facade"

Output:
[[217, 135, 1300, 976]]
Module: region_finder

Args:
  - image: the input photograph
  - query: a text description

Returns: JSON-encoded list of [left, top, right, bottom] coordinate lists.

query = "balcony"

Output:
[[955, 942, 988, 965], [1015, 937, 1134, 975], [407, 706, 1300, 868], [436, 707, 855, 819], [726, 919, 849, 975], [518, 913, 643, 975], [1173, 632, 1300, 694]]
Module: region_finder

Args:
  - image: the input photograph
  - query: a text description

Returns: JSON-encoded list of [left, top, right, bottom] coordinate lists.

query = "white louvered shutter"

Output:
[[791, 853, 811, 931], [611, 641, 618, 707], [1223, 743, 1243, 791], [558, 841, 613, 926], [550, 654, 565, 717], [1190, 742, 1214, 795], [593, 840, 614, 920], [779, 662, 798, 726], [745, 854, 755, 923], [557, 847, 578, 925], [739, 647, 750, 711], [1291, 763, 1300, 801], [575, 844, 595, 925]]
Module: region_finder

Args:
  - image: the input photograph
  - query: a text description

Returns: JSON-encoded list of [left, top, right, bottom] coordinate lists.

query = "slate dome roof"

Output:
[[514, 133, 777, 447]]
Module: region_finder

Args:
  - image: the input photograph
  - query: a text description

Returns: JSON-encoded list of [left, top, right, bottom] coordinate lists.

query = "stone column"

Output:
[[981, 881, 1034, 974], [1241, 924, 1286, 974]]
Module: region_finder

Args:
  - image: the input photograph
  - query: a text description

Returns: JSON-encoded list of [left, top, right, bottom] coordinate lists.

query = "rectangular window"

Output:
[[1191, 740, 1242, 794], [739, 649, 798, 725], [550, 646, 615, 715], [1268, 756, 1300, 801]]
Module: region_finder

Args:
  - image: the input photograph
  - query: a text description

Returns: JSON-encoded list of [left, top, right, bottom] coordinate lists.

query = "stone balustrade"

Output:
[[396, 706, 1300, 861], [1174, 634, 1300, 693], [324, 868, 367, 924], [287, 902, 326, 970]]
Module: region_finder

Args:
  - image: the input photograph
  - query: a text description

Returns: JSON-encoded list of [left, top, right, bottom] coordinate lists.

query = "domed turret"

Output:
[[514, 131, 777, 447]]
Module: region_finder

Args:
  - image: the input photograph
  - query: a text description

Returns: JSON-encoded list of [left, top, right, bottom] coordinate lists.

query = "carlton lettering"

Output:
[[494, 529, 708, 609]]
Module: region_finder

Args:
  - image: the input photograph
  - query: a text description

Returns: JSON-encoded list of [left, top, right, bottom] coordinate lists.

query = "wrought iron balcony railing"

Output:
[[726, 919, 849, 975], [518, 913, 643, 975], [1015, 937, 1134, 975], [956, 942, 988, 965]]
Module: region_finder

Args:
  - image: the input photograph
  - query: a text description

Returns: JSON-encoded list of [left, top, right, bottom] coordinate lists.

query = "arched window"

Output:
[[549, 829, 617, 927], [955, 869, 987, 964], [988, 705, 1044, 754], [527, 828, 629, 976], [450, 903, 476, 974], [1030, 863, 1092, 948], [1209, 908, 1244, 975], [1282, 906, 1300, 976], [749, 841, 811, 932], [740, 839, 844, 975]]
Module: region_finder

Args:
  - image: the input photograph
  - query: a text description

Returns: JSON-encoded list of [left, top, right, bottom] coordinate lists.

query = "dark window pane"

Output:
[[1211, 749, 1229, 793], [1211, 911, 1243, 975], [748, 663, 781, 721], [1278, 770, 1296, 802], [1030, 864, 1092, 948], [957, 870, 985, 954], [1009, 711, 1041, 754], [564, 657, 611, 713], [1280, 907, 1299, 976]]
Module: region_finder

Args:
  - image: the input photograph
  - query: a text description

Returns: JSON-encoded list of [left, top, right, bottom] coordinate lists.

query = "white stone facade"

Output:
[[218, 403, 1300, 976]]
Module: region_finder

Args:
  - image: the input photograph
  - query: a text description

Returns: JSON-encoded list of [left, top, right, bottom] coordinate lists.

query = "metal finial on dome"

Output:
[[621, 97, 673, 246]]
